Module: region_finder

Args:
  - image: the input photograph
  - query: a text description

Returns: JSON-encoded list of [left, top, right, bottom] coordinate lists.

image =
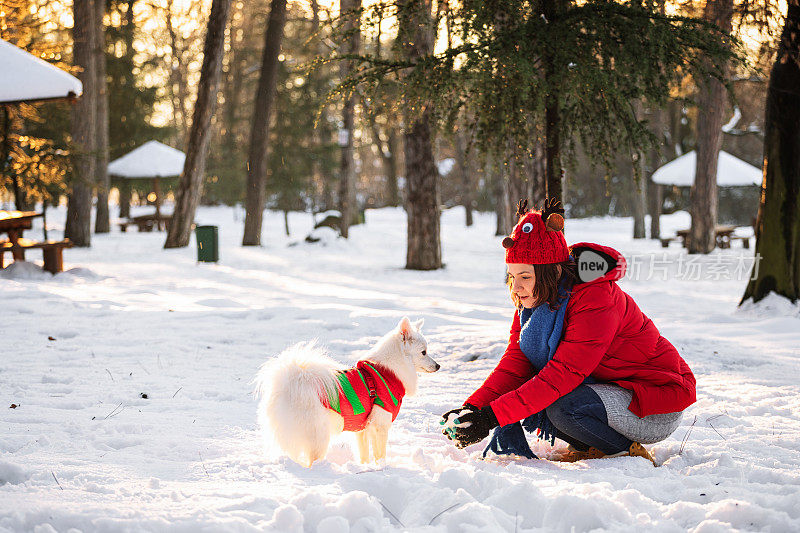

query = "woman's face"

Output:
[[507, 263, 536, 308]]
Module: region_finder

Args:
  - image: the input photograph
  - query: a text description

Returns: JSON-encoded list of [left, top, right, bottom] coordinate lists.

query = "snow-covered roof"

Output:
[[652, 150, 761, 187], [0, 39, 83, 104], [437, 158, 455, 176], [107, 141, 186, 178]]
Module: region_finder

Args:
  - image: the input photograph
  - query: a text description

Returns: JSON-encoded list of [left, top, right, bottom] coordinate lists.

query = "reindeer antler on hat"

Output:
[[541, 197, 565, 232], [516, 199, 529, 219], [501, 197, 569, 265]]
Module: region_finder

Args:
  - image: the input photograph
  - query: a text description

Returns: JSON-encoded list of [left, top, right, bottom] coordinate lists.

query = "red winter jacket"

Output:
[[466, 242, 696, 427]]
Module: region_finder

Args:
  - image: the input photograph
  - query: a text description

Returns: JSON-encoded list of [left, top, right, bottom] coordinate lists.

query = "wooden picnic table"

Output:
[[0, 210, 71, 273], [661, 225, 747, 249], [0, 210, 42, 258], [118, 212, 172, 232]]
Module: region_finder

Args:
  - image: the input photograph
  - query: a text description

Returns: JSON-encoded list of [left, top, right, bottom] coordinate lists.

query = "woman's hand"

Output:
[[440, 404, 477, 440], [450, 405, 499, 448], [440, 404, 499, 448]]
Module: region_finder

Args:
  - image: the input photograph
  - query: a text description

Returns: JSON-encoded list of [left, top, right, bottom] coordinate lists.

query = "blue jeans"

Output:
[[545, 385, 633, 454]]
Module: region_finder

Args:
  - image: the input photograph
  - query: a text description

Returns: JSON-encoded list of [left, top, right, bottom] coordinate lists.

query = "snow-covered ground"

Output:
[[2, 205, 799, 532]]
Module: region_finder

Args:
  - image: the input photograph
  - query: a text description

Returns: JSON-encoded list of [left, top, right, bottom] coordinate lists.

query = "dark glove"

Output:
[[451, 405, 499, 449], [440, 403, 478, 441]]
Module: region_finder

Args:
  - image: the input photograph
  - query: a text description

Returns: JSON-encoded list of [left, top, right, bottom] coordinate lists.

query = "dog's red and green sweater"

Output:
[[322, 361, 405, 432]]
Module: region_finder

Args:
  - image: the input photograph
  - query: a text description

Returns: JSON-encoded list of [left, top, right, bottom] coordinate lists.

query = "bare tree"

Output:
[[742, 0, 800, 303], [166, 0, 190, 147], [164, 0, 232, 248], [689, 0, 733, 253], [338, 0, 361, 238], [65, 0, 96, 247], [221, 0, 245, 169], [94, 0, 110, 233], [241, 0, 288, 246]]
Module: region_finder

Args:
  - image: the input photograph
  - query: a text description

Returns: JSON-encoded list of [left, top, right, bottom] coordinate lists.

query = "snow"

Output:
[[437, 158, 455, 176], [0, 39, 82, 104], [652, 151, 761, 187], [107, 141, 186, 179], [2, 206, 800, 532], [721, 107, 742, 133]]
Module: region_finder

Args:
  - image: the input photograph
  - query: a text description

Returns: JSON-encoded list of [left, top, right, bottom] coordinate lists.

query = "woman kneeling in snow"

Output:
[[441, 199, 695, 464]]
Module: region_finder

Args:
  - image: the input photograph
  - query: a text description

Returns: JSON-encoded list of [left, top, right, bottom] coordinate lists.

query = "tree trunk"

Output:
[[240, 0, 287, 246], [742, 0, 800, 304], [405, 110, 441, 269], [367, 110, 400, 207], [529, 140, 547, 208], [541, 0, 563, 202], [65, 0, 96, 247], [94, 0, 110, 233], [222, 1, 244, 159], [164, 0, 232, 248], [115, 0, 135, 224], [386, 128, 400, 207], [503, 150, 526, 233], [649, 180, 662, 239], [492, 157, 508, 236], [119, 179, 131, 218], [166, 0, 190, 146], [399, 0, 440, 270], [453, 128, 473, 226], [338, 0, 361, 238], [631, 101, 648, 239], [310, 0, 337, 212], [544, 98, 562, 201], [632, 153, 647, 238], [689, 0, 733, 253], [648, 108, 664, 239]]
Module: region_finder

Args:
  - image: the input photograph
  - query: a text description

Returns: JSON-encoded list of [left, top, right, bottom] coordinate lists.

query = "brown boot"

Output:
[[550, 445, 607, 463], [627, 442, 658, 466]]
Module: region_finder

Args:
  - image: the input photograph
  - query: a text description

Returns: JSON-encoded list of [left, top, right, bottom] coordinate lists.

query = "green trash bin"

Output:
[[195, 225, 219, 262]]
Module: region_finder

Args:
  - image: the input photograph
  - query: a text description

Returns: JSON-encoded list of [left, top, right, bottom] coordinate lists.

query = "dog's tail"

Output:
[[254, 340, 342, 465]]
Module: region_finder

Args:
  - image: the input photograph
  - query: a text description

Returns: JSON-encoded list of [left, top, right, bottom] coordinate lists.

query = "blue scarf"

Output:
[[483, 279, 590, 459]]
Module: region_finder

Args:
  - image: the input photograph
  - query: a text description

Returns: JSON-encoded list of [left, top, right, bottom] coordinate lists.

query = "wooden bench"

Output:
[[118, 213, 171, 232], [659, 237, 677, 248], [118, 219, 155, 232], [0, 238, 73, 273], [731, 235, 750, 249]]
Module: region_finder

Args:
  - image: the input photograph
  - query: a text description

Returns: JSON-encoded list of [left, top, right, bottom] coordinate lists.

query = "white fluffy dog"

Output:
[[255, 317, 439, 467]]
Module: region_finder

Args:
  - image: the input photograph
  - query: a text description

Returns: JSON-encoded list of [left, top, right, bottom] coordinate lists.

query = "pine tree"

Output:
[[0, 0, 72, 212], [335, 0, 741, 208]]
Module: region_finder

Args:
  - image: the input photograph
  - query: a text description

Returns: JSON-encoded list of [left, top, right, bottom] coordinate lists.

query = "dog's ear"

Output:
[[413, 318, 424, 331], [398, 316, 413, 342]]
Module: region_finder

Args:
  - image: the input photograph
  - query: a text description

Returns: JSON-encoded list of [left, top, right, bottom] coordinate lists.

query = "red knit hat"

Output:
[[503, 198, 569, 264]]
